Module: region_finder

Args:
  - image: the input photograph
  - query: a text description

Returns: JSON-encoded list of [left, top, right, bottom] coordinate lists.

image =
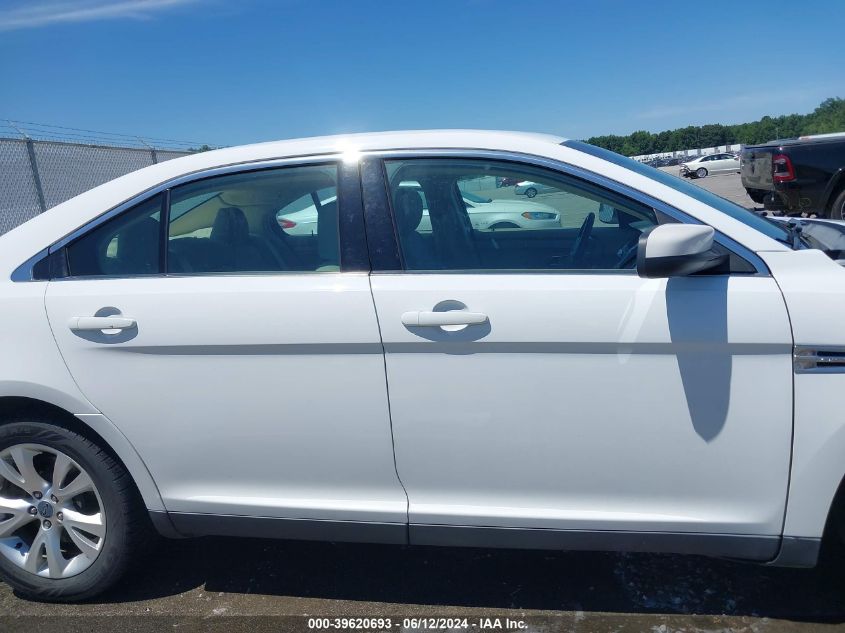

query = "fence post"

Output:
[[24, 138, 47, 214], [139, 137, 158, 164]]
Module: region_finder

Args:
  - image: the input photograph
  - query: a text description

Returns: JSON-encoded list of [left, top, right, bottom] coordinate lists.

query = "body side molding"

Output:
[[153, 512, 802, 564]]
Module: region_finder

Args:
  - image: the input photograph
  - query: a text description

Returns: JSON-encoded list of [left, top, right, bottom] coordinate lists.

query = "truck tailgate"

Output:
[[741, 149, 773, 190]]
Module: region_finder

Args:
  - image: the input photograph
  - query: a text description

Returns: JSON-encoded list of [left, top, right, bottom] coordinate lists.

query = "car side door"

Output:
[[709, 154, 728, 173], [363, 153, 793, 558], [724, 153, 741, 173], [43, 159, 408, 540]]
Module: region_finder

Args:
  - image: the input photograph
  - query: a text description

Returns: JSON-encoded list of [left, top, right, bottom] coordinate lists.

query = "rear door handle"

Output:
[[69, 316, 136, 331], [401, 311, 488, 327]]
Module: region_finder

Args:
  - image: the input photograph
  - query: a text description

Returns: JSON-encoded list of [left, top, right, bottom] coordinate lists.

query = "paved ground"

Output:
[[2, 534, 844, 631], [657, 166, 756, 209]]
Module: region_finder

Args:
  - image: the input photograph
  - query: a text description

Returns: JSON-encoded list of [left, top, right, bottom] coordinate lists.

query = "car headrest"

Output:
[[211, 207, 250, 244], [393, 188, 424, 234], [119, 217, 159, 270]]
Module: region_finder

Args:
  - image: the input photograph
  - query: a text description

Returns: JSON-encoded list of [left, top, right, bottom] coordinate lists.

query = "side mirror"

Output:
[[637, 224, 728, 278], [598, 203, 617, 224]]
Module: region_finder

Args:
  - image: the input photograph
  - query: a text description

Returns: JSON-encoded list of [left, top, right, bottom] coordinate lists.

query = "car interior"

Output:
[[386, 161, 659, 271], [66, 166, 340, 276]]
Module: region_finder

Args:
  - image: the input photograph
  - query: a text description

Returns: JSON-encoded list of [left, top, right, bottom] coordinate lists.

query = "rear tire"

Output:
[[0, 422, 154, 602], [828, 188, 845, 221], [746, 189, 767, 205]]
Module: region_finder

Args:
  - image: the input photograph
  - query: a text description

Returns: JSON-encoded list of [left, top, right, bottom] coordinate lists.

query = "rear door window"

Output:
[[167, 165, 340, 273]]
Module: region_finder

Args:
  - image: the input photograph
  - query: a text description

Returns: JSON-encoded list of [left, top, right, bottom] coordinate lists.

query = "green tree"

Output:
[[586, 98, 845, 155]]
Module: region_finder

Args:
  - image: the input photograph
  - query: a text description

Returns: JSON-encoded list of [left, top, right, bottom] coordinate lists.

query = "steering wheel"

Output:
[[569, 212, 595, 266]]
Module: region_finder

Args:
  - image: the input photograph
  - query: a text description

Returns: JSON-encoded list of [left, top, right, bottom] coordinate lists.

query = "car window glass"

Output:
[[66, 194, 163, 277], [384, 158, 659, 272], [167, 165, 340, 274], [276, 187, 337, 236], [563, 140, 793, 245]]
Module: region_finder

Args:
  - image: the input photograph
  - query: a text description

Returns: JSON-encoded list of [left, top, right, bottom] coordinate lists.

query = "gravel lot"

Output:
[[2, 534, 844, 632]]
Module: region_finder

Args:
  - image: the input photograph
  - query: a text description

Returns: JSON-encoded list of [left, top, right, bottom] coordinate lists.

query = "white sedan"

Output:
[[277, 182, 560, 235], [513, 180, 558, 197], [681, 153, 740, 178], [1, 130, 844, 601]]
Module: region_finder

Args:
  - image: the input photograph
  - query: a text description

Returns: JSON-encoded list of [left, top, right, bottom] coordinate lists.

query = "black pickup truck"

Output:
[[741, 134, 845, 218]]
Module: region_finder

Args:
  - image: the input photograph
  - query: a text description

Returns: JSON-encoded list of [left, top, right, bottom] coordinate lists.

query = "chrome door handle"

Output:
[[401, 310, 488, 327], [69, 316, 136, 331]]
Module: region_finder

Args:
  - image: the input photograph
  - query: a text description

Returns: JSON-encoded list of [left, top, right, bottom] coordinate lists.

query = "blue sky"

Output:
[[1, 0, 843, 147]]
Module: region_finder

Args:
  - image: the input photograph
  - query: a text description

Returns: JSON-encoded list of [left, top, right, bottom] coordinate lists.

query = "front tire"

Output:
[[0, 422, 153, 602], [696, 167, 708, 178], [525, 187, 538, 198]]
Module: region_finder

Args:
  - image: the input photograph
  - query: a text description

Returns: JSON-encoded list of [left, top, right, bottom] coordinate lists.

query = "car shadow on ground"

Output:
[[81, 534, 845, 622]]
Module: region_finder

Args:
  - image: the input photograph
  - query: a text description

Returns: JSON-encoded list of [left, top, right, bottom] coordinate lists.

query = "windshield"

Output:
[[563, 140, 794, 246]]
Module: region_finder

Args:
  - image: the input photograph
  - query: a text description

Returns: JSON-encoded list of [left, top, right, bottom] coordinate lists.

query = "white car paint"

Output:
[[0, 130, 842, 589], [372, 272, 792, 534], [44, 274, 407, 522]]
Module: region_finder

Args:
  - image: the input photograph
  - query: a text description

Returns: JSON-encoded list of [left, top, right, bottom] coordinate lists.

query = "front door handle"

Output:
[[69, 316, 136, 331], [401, 310, 488, 327]]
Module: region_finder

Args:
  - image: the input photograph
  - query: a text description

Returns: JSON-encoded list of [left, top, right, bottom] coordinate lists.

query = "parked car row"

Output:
[[642, 156, 683, 168]]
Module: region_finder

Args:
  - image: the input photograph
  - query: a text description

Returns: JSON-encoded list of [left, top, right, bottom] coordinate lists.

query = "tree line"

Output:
[[586, 97, 845, 156]]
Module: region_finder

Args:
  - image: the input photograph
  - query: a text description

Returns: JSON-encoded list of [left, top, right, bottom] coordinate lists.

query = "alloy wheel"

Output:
[[0, 443, 106, 579]]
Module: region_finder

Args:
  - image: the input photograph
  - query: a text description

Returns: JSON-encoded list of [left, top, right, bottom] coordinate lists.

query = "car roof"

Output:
[[233, 129, 567, 156]]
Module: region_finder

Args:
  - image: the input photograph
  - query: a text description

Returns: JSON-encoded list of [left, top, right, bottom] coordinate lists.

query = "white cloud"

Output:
[[0, 0, 201, 31]]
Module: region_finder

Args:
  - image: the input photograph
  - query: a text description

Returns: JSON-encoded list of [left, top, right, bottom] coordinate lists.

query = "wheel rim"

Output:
[[697, 168, 706, 177], [0, 443, 106, 579], [527, 189, 536, 197]]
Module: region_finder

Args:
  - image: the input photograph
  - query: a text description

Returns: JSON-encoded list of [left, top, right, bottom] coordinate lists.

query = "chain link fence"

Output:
[[0, 137, 192, 235]]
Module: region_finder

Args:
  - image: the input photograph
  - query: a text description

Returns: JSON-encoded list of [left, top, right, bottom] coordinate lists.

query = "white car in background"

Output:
[[513, 180, 558, 198], [277, 182, 560, 234], [681, 153, 740, 178]]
